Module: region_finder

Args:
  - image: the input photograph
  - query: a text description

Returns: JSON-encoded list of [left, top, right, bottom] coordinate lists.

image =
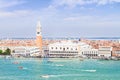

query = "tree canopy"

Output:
[[0, 48, 11, 55]]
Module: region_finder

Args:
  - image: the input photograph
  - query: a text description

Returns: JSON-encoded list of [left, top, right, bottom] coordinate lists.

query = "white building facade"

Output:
[[11, 46, 41, 57], [81, 49, 98, 58], [98, 46, 112, 58], [48, 41, 98, 58], [48, 41, 79, 58]]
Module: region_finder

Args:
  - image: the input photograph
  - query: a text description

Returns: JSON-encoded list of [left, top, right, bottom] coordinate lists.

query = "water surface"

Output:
[[0, 58, 120, 80]]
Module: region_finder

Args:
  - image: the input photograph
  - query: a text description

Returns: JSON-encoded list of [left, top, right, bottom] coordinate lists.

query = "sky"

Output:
[[0, 0, 120, 38]]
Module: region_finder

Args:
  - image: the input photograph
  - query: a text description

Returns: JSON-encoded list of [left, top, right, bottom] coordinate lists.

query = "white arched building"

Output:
[[11, 46, 41, 57], [48, 41, 98, 58]]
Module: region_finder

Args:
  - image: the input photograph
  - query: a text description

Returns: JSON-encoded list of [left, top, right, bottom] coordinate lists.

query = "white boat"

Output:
[[41, 75, 50, 78]]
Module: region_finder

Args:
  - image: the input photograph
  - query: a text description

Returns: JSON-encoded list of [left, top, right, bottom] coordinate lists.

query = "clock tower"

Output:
[[36, 21, 42, 50]]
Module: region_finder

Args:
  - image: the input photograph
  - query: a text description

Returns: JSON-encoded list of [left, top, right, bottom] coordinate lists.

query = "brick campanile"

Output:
[[36, 21, 42, 50]]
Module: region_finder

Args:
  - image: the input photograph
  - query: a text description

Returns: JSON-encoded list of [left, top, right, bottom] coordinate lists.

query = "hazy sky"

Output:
[[0, 0, 120, 38]]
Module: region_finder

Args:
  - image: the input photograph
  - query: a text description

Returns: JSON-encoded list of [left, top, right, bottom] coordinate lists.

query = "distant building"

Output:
[[112, 48, 120, 57], [81, 49, 98, 58], [43, 46, 49, 57], [11, 46, 40, 57], [98, 46, 112, 57]]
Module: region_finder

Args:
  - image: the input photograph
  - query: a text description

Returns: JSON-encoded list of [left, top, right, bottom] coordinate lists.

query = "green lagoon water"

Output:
[[0, 58, 120, 80]]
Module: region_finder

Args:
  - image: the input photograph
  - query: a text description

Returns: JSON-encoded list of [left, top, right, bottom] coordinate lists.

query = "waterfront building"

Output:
[[48, 41, 79, 58], [48, 40, 96, 58], [11, 46, 40, 57], [42, 46, 49, 57], [36, 21, 42, 50], [81, 49, 98, 58], [98, 46, 112, 57], [112, 48, 120, 57]]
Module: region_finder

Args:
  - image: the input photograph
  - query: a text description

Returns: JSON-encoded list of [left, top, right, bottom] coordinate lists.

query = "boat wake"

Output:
[[40, 74, 82, 78], [55, 64, 64, 67], [81, 69, 96, 72]]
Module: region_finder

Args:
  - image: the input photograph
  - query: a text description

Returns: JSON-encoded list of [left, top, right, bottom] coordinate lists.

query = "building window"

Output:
[[56, 47, 57, 49], [51, 47, 53, 49], [67, 47, 69, 49], [60, 47, 62, 49], [63, 48, 65, 51], [82, 52, 83, 54]]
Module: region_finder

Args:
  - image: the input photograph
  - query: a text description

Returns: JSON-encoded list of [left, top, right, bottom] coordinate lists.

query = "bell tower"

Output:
[[36, 21, 42, 50]]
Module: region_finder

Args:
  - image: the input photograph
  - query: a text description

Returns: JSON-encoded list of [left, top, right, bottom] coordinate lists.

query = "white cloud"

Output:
[[0, 0, 31, 18], [0, 0, 26, 8], [51, 0, 120, 8], [64, 15, 96, 21], [0, 10, 32, 18], [63, 15, 120, 28]]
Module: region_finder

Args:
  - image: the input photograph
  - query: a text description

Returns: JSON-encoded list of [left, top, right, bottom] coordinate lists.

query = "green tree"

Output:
[[4, 48, 11, 55], [0, 50, 3, 54]]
